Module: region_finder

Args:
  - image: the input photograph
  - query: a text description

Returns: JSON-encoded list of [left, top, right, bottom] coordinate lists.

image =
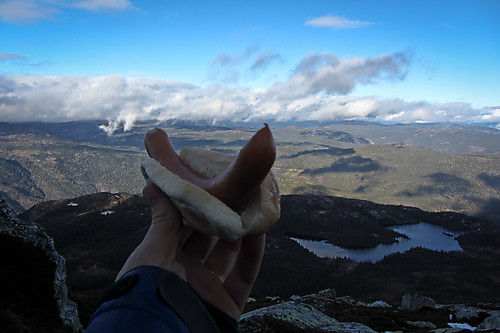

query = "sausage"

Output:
[[144, 124, 276, 212]]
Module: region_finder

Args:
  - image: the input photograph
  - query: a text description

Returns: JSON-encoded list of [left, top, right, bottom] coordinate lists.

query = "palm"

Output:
[[175, 231, 265, 320]]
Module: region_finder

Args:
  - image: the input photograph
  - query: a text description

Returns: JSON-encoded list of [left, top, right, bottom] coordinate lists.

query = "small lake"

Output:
[[291, 222, 464, 263]]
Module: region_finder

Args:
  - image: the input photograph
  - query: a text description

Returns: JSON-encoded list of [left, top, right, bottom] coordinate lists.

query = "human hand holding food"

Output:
[[141, 124, 280, 240], [117, 125, 280, 321]]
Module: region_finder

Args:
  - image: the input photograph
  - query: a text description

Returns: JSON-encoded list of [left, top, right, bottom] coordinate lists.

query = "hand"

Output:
[[117, 128, 271, 321]]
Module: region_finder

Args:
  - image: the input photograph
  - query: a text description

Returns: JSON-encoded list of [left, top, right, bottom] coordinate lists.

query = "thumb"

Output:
[[143, 182, 183, 226]]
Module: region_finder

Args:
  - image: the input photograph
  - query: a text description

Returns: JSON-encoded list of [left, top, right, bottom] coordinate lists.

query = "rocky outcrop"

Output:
[[478, 314, 500, 330], [401, 293, 436, 311], [241, 290, 500, 332], [240, 301, 376, 332], [452, 304, 484, 321], [0, 198, 81, 332]]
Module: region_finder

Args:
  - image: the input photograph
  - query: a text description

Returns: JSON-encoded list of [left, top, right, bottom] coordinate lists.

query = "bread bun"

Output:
[[141, 147, 280, 240]]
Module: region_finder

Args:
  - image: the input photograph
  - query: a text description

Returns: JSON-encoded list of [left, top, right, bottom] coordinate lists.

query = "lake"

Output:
[[290, 222, 464, 263]]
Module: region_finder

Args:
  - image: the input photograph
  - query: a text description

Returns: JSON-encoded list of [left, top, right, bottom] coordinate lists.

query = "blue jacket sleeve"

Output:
[[85, 266, 237, 333]]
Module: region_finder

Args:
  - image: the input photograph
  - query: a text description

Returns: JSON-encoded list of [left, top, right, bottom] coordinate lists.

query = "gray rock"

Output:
[[337, 295, 356, 304], [0, 198, 82, 332], [301, 288, 337, 303], [370, 300, 391, 308], [430, 327, 471, 333], [478, 313, 500, 330], [401, 293, 436, 311], [323, 321, 376, 333], [356, 301, 370, 307], [452, 305, 482, 320], [247, 297, 257, 304], [445, 323, 477, 331], [239, 301, 376, 333], [317, 288, 337, 299], [405, 320, 437, 329]]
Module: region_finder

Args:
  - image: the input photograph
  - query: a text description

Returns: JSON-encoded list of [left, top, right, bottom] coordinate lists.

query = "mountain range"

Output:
[[1, 120, 499, 224]]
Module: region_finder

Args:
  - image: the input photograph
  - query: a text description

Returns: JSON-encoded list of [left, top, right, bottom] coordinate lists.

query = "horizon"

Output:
[[1, 0, 499, 132]]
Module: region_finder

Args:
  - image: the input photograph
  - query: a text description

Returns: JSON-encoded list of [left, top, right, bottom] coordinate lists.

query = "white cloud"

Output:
[[0, 0, 59, 23], [265, 52, 410, 99], [68, 0, 131, 11], [0, 0, 131, 23], [0, 52, 28, 61], [305, 14, 373, 29], [1, 52, 498, 132], [208, 47, 282, 85], [249, 52, 282, 71]]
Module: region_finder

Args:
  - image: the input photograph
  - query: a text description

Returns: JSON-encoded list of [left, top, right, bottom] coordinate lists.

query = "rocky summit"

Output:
[[0, 198, 81, 333], [240, 291, 500, 332]]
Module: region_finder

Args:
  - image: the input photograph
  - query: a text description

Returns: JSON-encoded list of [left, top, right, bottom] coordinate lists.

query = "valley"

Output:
[[1, 120, 499, 224]]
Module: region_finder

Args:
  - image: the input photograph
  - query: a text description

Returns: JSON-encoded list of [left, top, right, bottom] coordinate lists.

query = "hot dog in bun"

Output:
[[141, 124, 280, 241]]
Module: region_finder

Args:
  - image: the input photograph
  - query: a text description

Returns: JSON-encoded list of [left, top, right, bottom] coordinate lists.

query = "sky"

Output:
[[1, 0, 500, 132]]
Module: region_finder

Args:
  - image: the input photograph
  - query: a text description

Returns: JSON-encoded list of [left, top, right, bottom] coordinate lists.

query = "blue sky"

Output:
[[1, 0, 499, 130]]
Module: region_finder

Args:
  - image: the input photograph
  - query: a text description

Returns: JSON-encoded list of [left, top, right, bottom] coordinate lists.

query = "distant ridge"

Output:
[[1, 120, 499, 224]]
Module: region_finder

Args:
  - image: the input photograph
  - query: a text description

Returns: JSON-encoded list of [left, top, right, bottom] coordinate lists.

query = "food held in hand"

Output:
[[141, 125, 280, 240]]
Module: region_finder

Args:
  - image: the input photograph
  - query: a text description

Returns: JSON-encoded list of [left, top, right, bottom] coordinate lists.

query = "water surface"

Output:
[[291, 222, 464, 263]]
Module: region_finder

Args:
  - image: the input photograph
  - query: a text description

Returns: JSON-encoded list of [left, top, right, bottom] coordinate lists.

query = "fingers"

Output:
[[224, 235, 266, 311], [181, 234, 242, 281], [180, 255, 241, 320], [203, 239, 241, 281], [141, 183, 189, 264], [180, 230, 217, 262], [143, 182, 183, 229], [180, 235, 265, 320]]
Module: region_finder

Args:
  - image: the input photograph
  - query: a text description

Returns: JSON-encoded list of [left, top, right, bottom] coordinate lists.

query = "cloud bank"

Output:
[[266, 52, 410, 99], [1, 52, 498, 133]]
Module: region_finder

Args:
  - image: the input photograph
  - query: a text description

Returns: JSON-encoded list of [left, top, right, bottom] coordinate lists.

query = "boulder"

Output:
[[478, 313, 500, 330], [247, 297, 257, 304], [316, 288, 337, 300], [405, 320, 437, 329], [401, 293, 436, 311], [337, 295, 356, 304], [299, 288, 337, 303], [0, 198, 81, 332], [356, 301, 371, 307], [239, 301, 376, 332], [370, 300, 391, 308], [445, 323, 477, 331], [452, 305, 482, 320]]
